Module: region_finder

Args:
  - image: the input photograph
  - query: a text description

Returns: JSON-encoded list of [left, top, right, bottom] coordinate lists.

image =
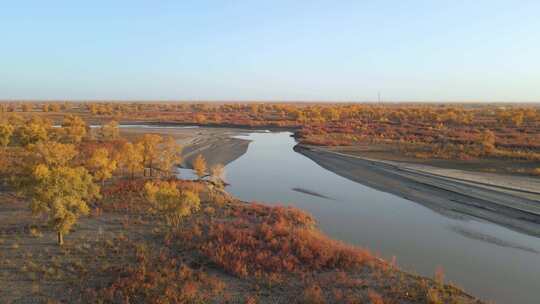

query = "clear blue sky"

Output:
[[1, 1, 539, 102]]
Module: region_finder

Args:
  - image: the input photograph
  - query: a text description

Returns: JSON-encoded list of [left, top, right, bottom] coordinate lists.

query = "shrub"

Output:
[[368, 290, 385, 304], [188, 203, 373, 279], [144, 181, 201, 227], [91, 248, 225, 303], [301, 284, 326, 304]]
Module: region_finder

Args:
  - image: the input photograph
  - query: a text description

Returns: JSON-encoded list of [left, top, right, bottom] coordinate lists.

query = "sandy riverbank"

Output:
[[120, 126, 252, 169], [295, 145, 540, 237]]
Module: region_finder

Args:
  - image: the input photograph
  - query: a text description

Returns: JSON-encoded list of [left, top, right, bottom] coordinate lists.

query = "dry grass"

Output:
[[0, 180, 483, 304]]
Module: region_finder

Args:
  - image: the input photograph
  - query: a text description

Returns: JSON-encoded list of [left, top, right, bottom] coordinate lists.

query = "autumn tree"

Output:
[[137, 134, 162, 176], [210, 163, 225, 186], [86, 148, 117, 185], [193, 154, 207, 179], [512, 112, 524, 127], [322, 107, 340, 121], [100, 120, 120, 140], [144, 181, 200, 227], [481, 129, 496, 154], [29, 164, 100, 245], [22, 104, 33, 112], [61, 115, 87, 143], [118, 142, 144, 179], [0, 122, 14, 147], [50, 103, 61, 112], [15, 117, 50, 146], [28, 141, 77, 167], [88, 104, 98, 115], [194, 114, 207, 124], [156, 136, 182, 177]]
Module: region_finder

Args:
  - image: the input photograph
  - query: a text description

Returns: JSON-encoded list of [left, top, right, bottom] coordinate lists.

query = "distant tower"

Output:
[[378, 91, 381, 103]]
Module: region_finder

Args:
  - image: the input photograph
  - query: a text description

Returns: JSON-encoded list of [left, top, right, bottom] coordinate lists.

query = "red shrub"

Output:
[[188, 203, 373, 279]]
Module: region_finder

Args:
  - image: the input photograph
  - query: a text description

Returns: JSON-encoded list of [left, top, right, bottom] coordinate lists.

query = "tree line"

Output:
[[0, 113, 224, 245]]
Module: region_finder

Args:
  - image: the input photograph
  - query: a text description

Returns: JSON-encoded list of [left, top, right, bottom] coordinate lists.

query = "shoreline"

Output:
[[121, 123, 540, 237], [295, 144, 540, 237], [120, 125, 253, 169]]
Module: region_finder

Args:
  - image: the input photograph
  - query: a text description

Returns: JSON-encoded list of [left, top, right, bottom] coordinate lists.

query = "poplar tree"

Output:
[[29, 164, 100, 245], [61, 115, 87, 143], [137, 134, 162, 176], [86, 148, 117, 185], [100, 120, 120, 140], [193, 154, 207, 180], [144, 181, 200, 227], [0, 122, 14, 147], [118, 142, 144, 179], [156, 136, 182, 177]]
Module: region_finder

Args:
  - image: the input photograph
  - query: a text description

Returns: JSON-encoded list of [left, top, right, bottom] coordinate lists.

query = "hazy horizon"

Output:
[[2, 1, 539, 102], [1, 99, 539, 104]]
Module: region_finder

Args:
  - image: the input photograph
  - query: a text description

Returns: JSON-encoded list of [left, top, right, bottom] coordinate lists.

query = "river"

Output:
[[176, 130, 539, 304]]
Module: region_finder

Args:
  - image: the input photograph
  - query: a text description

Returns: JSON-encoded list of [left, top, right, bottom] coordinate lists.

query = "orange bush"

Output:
[[182, 203, 373, 279]]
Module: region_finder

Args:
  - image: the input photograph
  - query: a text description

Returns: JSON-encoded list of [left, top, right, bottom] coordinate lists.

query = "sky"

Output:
[[1, 0, 539, 102]]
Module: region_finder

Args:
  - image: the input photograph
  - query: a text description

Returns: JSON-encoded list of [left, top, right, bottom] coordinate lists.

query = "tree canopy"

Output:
[[144, 181, 200, 227], [29, 164, 100, 245], [193, 154, 207, 180]]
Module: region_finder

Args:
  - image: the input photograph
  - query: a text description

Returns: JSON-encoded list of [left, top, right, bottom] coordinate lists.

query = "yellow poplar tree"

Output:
[[156, 136, 182, 177], [0, 122, 14, 147], [50, 104, 61, 112], [87, 148, 117, 185], [29, 164, 100, 245], [137, 134, 162, 176], [29, 141, 77, 167], [144, 181, 200, 227], [61, 115, 87, 143], [481, 130, 496, 154], [22, 104, 33, 112], [100, 120, 120, 140], [193, 154, 207, 179], [210, 163, 225, 186], [118, 142, 144, 179], [16, 116, 50, 146]]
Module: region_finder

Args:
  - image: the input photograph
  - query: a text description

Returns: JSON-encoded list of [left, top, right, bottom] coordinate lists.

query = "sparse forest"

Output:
[[2, 101, 539, 172], [0, 104, 488, 303]]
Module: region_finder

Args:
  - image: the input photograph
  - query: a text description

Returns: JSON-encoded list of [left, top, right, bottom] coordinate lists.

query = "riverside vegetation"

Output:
[[3, 101, 539, 175], [0, 110, 485, 303]]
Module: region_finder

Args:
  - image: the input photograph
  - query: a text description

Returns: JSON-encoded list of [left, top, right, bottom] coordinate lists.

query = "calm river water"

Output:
[[179, 130, 540, 304]]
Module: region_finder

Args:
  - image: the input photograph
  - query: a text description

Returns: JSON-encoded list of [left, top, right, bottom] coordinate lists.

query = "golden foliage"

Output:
[[144, 181, 200, 227], [210, 163, 225, 185], [61, 115, 87, 143], [136, 134, 162, 176], [0, 122, 14, 147], [118, 142, 144, 178], [193, 154, 207, 179], [28, 141, 77, 167], [15, 116, 51, 146], [156, 136, 182, 176], [28, 164, 100, 245], [100, 120, 120, 140], [86, 147, 117, 184]]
